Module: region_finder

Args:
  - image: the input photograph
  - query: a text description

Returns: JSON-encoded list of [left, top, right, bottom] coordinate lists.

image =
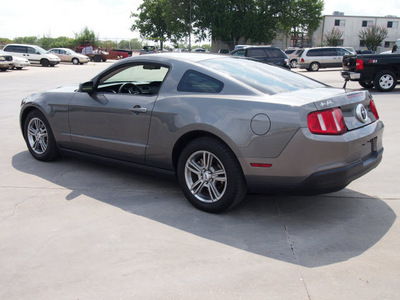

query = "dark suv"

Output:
[[229, 46, 290, 69]]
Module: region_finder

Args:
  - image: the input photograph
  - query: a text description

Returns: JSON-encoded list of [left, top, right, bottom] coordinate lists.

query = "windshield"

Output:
[[200, 57, 326, 94], [34, 46, 47, 54]]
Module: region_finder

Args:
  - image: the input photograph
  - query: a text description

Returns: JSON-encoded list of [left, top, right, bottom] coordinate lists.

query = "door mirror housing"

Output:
[[80, 81, 94, 94]]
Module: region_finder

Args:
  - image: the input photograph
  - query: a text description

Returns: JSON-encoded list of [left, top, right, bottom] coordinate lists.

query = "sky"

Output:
[[1, 0, 399, 42]]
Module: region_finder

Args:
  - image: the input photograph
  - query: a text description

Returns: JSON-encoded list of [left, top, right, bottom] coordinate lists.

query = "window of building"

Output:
[[335, 19, 345, 26], [360, 40, 366, 47], [387, 21, 398, 28], [384, 41, 391, 48], [362, 20, 373, 27]]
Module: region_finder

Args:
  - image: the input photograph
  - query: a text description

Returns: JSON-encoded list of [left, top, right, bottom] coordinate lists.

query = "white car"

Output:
[[11, 56, 30, 70], [0, 50, 29, 70], [2, 44, 60, 67], [48, 48, 90, 64]]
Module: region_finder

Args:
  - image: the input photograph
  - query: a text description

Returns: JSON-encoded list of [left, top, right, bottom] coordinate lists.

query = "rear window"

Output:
[[178, 70, 224, 93], [200, 57, 326, 95]]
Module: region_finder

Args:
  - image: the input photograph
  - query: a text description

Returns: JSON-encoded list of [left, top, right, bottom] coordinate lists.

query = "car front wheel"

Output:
[[40, 59, 50, 67], [72, 58, 79, 65], [23, 110, 59, 161], [359, 80, 374, 89], [177, 138, 247, 213]]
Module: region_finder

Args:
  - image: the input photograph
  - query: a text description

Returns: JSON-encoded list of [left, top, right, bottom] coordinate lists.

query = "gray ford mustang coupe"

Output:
[[20, 53, 384, 213]]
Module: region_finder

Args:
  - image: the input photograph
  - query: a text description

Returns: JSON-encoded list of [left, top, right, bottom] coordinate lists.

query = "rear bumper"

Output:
[[341, 70, 361, 81], [247, 147, 383, 193], [243, 120, 384, 194]]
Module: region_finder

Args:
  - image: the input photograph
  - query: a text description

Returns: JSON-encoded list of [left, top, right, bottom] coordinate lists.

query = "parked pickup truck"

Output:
[[341, 53, 400, 92]]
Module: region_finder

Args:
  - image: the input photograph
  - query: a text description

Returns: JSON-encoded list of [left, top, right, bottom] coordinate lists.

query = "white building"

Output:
[[312, 12, 400, 52]]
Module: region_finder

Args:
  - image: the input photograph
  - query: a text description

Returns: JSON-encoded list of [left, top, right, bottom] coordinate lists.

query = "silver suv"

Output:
[[2, 44, 60, 67], [298, 47, 352, 71]]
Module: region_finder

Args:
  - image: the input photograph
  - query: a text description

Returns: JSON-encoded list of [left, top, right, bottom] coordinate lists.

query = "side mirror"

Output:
[[80, 81, 94, 94]]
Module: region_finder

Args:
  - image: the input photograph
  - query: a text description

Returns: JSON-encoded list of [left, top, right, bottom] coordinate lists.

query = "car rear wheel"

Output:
[[177, 137, 247, 213], [290, 59, 298, 68], [23, 110, 59, 161], [72, 58, 79, 65], [374, 70, 397, 92], [308, 62, 320, 72]]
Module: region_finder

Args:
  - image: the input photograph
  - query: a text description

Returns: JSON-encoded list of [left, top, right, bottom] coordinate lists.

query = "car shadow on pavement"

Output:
[[12, 151, 396, 268]]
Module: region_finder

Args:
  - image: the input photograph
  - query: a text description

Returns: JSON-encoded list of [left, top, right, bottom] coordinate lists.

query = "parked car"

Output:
[[0, 51, 14, 71], [2, 44, 60, 67], [192, 47, 206, 52], [230, 46, 290, 69], [11, 56, 30, 70], [284, 48, 302, 68], [48, 48, 90, 64], [20, 53, 384, 213], [298, 47, 352, 71], [342, 52, 400, 92], [139, 46, 157, 55]]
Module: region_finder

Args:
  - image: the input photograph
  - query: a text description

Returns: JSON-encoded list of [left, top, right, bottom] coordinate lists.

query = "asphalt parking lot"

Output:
[[1, 61, 399, 299]]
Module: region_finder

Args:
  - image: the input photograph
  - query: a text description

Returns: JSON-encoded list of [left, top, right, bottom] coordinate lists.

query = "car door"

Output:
[[323, 48, 340, 68], [25, 46, 43, 64], [68, 63, 169, 164]]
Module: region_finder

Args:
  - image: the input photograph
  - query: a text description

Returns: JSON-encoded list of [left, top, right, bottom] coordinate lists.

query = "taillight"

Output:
[[356, 59, 364, 70], [301, 58, 305, 63], [370, 99, 379, 119], [308, 108, 347, 135]]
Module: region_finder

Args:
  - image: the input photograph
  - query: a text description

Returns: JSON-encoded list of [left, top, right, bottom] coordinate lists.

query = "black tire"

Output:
[[72, 58, 79, 65], [308, 62, 320, 72], [40, 59, 50, 67], [177, 137, 247, 213], [16, 67, 23, 70], [23, 110, 59, 161], [359, 80, 374, 89], [374, 70, 397, 92]]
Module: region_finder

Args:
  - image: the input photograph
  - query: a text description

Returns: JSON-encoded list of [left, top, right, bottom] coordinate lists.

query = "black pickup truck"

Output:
[[341, 53, 400, 92]]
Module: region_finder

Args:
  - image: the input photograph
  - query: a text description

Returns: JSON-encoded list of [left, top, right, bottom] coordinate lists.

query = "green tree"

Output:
[[280, 0, 323, 46], [131, 0, 169, 50], [50, 37, 77, 49], [74, 27, 98, 47], [323, 28, 343, 46], [358, 25, 388, 52], [0, 37, 12, 46], [38, 35, 54, 50], [13, 36, 38, 45]]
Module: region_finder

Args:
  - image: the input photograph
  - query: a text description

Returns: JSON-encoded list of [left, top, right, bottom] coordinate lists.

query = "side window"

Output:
[[178, 70, 224, 93], [337, 48, 350, 56], [248, 48, 267, 58], [6, 46, 26, 53], [27, 47, 36, 54], [267, 48, 284, 58], [232, 49, 246, 56], [323, 48, 337, 56], [98, 64, 169, 95], [307, 49, 322, 57]]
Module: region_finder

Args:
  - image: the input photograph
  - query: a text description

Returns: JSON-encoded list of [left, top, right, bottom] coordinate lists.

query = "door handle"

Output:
[[129, 105, 147, 114]]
